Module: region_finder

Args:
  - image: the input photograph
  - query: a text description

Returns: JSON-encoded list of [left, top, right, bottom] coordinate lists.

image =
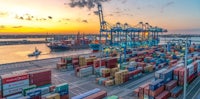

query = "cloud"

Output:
[[0, 12, 8, 17], [161, 1, 174, 13], [121, 0, 127, 4], [48, 16, 52, 19], [93, 11, 99, 15], [12, 26, 23, 28], [68, 0, 111, 10], [82, 20, 88, 23], [15, 13, 52, 22]]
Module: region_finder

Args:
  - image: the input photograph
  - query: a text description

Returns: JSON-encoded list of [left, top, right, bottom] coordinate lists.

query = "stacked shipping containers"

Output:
[[135, 59, 200, 99], [0, 73, 29, 97], [29, 69, 51, 87]]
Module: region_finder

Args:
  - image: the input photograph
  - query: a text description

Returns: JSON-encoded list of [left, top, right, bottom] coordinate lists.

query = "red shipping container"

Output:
[[149, 86, 164, 97], [123, 74, 130, 82], [87, 61, 93, 66], [144, 86, 150, 95], [173, 67, 183, 76], [133, 88, 139, 97], [60, 94, 69, 99], [84, 91, 107, 99], [31, 96, 41, 99], [178, 68, 189, 77], [139, 82, 151, 94], [106, 64, 117, 68], [155, 91, 170, 99], [1, 73, 29, 84], [165, 80, 177, 91]]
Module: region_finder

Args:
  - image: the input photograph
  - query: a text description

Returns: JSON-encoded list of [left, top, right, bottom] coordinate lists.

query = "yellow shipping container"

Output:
[[105, 79, 114, 86], [102, 68, 111, 74], [45, 93, 60, 99]]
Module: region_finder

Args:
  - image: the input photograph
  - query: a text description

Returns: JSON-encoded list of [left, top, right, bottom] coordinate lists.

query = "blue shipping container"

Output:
[[149, 79, 164, 91], [160, 69, 173, 84], [71, 88, 101, 99]]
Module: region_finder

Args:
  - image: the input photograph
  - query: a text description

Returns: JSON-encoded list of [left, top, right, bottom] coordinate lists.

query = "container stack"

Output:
[[0, 73, 29, 97], [85, 57, 96, 66], [54, 83, 69, 99], [29, 69, 51, 87], [106, 58, 118, 68], [93, 58, 106, 75], [56, 62, 66, 70], [100, 68, 111, 78], [76, 66, 93, 77], [66, 57, 74, 70], [134, 59, 200, 99], [114, 70, 128, 85]]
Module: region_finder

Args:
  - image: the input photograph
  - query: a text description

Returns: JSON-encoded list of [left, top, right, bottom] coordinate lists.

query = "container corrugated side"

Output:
[[3, 79, 29, 90], [3, 85, 29, 97]]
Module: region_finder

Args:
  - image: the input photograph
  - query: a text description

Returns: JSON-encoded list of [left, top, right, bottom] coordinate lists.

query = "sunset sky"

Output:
[[0, 0, 200, 34]]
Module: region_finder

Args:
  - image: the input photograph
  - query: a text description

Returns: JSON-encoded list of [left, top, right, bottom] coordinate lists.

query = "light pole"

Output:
[[183, 37, 188, 99]]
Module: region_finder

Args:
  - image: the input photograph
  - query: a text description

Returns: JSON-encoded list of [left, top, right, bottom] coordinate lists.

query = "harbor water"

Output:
[[0, 44, 91, 64], [0, 37, 200, 64]]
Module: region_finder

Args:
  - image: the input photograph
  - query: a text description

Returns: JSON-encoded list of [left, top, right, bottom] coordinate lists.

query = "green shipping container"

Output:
[[22, 85, 36, 96], [104, 95, 119, 99], [55, 83, 69, 93]]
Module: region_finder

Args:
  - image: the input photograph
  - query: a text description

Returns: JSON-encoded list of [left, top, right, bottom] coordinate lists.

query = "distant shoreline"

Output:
[[0, 41, 46, 46]]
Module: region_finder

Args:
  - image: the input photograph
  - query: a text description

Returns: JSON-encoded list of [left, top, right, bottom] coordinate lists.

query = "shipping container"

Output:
[[84, 91, 107, 99], [170, 86, 183, 98], [6, 94, 23, 99], [149, 85, 164, 97], [3, 85, 29, 97], [149, 79, 164, 91], [45, 93, 60, 99], [165, 80, 177, 91], [55, 83, 68, 93], [3, 79, 29, 90], [22, 85, 36, 96], [133, 88, 139, 97], [155, 69, 167, 79], [155, 91, 170, 99], [160, 68, 173, 83], [71, 88, 101, 99], [139, 82, 151, 94], [1, 73, 29, 84]]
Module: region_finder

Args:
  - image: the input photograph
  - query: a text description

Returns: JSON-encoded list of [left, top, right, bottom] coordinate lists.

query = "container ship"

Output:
[[47, 33, 91, 50]]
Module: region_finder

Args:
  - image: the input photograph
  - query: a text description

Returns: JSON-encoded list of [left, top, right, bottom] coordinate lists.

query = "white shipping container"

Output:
[[197, 60, 200, 72], [3, 79, 29, 90], [6, 93, 23, 99], [187, 64, 194, 76], [41, 87, 49, 95], [3, 85, 29, 97], [155, 68, 167, 78]]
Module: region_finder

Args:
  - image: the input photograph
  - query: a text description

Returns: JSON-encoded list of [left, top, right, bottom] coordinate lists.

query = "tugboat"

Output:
[[28, 47, 41, 57]]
